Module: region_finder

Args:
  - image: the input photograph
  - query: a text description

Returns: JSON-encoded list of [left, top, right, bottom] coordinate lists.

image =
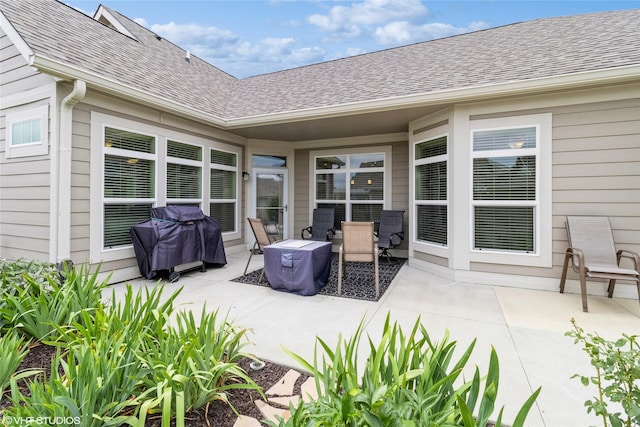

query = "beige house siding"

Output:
[[552, 97, 640, 279], [70, 103, 91, 263], [0, 31, 55, 262]]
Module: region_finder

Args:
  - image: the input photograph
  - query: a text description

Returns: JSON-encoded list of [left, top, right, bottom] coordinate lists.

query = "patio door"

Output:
[[253, 168, 288, 241]]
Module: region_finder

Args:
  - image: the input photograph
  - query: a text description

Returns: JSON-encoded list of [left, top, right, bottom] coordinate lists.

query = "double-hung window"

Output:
[[414, 135, 448, 246], [166, 140, 202, 206], [471, 126, 538, 253], [210, 149, 238, 233], [103, 127, 156, 249], [313, 150, 387, 228]]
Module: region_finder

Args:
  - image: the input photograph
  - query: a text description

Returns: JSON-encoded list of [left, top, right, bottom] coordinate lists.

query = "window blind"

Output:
[[417, 205, 447, 245], [211, 149, 236, 166], [210, 170, 236, 199], [167, 163, 201, 199], [414, 136, 447, 246], [474, 206, 534, 252], [104, 155, 154, 198], [168, 140, 201, 161], [209, 202, 235, 232], [104, 203, 152, 248], [472, 126, 538, 253], [105, 127, 154, 153]]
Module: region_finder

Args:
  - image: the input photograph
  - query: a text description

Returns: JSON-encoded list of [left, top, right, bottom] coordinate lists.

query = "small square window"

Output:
[[5, 105, 49, 158]]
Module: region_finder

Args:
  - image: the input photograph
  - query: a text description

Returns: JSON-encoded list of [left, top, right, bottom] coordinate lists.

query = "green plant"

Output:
[[0, 259, 60, 331], [0, 263, 107, 341], [566, 319, 640, 427], [0, 331, 33, 394], [136, 306, 262, 427], [275, 313, 540, 427], [6, 338, 147, 427]]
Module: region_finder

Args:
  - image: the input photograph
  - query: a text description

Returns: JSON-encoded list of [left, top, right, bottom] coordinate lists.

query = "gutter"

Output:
[[224, 64, 640, 127], [29, 54, 640, 131], [56, 80, 86, 264]]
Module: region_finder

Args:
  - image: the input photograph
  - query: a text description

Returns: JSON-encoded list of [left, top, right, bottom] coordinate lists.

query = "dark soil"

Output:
[[0, 343, 309, 427]]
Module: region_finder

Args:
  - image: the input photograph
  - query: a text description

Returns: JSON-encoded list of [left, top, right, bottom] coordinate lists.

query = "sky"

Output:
[[65, 0, 639, 78]]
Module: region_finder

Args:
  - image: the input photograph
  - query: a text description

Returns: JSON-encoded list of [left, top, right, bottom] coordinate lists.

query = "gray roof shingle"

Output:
[[2, 0, 639, 121], [1, 0, 237, 118], [226, 9, 640, 118]]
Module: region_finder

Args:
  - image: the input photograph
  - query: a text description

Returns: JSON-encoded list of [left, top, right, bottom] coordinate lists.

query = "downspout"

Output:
[[56, 80, 86, 264]]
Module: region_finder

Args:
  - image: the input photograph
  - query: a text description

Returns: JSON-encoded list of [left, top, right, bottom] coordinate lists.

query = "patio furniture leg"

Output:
[[338, 246, 343, 296], [579, 266, 588, 313], [607, 279, 616, 298], [374, 247, 379, 298], [244, 242, 257, 275], [559, 250, 571, 294]]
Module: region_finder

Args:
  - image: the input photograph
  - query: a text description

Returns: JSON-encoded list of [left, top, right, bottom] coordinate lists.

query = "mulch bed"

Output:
[[0, 343, 309, 427]]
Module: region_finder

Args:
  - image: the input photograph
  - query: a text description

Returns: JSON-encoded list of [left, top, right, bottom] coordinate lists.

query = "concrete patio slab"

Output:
[[109, 250, 639, 427]]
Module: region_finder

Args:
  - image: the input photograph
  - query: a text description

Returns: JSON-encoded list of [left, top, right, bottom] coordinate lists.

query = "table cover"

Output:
[[263, 239, 332, 296]]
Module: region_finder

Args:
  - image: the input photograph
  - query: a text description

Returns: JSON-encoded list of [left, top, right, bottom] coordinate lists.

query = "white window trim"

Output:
[[309, 146, 392, 229], [90, 112, 242, 263], [413, 133, 449, 256], [5, 105, 49, 158], [102, 124, 158, 258], [468, 113, 552, 267], [210, 147, 241, 236], [166, 139, 205, 207]]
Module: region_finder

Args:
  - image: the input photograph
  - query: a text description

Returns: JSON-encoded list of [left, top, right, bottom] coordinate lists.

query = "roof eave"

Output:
[[225, 64, 640, 128], [29, 54, 229, 128], [0, 10, 34, 60]]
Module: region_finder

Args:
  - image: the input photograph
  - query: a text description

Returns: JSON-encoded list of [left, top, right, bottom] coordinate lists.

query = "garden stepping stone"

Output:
[[265, 369, 301, 396], [233, 415, 261, 427], [300, 376, 322, 402], [267, 394, 301, 407], [255, 400, 291, 422]]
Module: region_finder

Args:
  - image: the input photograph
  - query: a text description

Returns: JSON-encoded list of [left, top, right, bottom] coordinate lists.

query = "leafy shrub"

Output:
[[0, 331, 32, 394], [0, 263, 106, 340], [0, 259, 60, 331], [276, 313, 540, 427], [6, 337, 146, 427], [135, 306, 262, 426], [566, 319, 640, 427], [8, 281, 260, 427]]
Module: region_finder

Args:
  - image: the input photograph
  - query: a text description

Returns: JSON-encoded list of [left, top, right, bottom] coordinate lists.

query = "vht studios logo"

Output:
[[1, 416, 81, 426]]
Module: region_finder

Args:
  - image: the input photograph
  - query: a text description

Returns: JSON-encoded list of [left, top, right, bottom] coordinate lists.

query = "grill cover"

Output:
[[130, 206, 227, 279]]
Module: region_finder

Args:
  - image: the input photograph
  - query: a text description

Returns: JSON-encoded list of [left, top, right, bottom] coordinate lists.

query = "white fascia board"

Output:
[[29, 55, 228, 128], [225, 64, 640, 127], [0, 11, 34, 61]]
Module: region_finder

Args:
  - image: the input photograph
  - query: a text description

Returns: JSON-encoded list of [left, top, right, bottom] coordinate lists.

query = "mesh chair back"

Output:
[[247, 218, 272, 252], [566, 216, 618, 268], [309, 208, 335, 241], [342, 221, 375, 262], [377, 210, 404, 249]]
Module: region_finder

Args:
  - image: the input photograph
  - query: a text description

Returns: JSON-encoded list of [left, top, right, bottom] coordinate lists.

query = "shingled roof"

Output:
[[2, 0, 639, 123]]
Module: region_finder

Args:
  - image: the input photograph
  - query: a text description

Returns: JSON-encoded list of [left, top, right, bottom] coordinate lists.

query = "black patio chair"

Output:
[[301, 207, 336, 241], [375, 210, 404, 263]]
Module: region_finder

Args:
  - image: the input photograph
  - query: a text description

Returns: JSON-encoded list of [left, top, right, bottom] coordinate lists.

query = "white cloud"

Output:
[[374, 20, 491, 45], [134, 19, 326, 76], [308, 0, 427, 36]]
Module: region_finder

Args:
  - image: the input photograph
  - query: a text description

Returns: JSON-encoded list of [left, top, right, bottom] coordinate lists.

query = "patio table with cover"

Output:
[[263, 239, 332, 296]]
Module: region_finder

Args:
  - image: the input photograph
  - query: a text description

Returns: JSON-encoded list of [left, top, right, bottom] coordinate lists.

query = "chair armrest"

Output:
[[301, 226, 312, 240], [327, 228, 335, 241], [390, 231, 404, 246], [617, 249, 640, 272], [565, 247, 586, 270]]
